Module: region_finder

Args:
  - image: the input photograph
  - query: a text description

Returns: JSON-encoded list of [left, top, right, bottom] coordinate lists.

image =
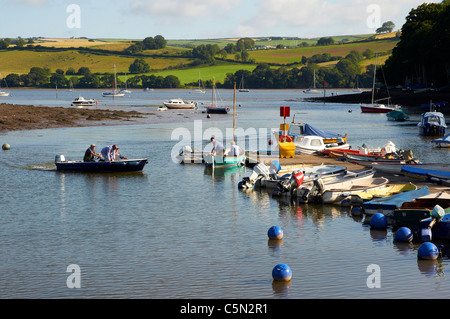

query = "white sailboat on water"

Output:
[[0, 73, 10, 97], [103, 64, 125, 97], [303, 69, 320, 94], [120, 73, 132, 94], [239, 74, 249, 92], [192, 72, 206, 94]]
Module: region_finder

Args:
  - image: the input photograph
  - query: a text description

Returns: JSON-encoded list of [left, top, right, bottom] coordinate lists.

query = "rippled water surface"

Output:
[[0, 89, 449, 298]]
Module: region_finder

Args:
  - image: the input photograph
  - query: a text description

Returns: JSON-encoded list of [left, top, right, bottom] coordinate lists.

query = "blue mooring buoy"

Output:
[[272, 264, 292, 282], [370, 213, 387, 228], [268, 226, 284, 240], [394, 227, 413, 242], [418, 242, 439, 260]]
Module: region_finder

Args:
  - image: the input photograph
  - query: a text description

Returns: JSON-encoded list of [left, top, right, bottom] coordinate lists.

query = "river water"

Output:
[[0, 88, 449, 299]]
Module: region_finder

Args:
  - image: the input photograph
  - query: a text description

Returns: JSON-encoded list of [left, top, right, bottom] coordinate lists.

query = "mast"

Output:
[[233, 82, 236, 140], [372, 54, 377, 104]]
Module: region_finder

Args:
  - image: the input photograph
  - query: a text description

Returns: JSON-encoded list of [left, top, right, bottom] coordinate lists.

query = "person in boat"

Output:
[[83, 144, 103, 162], [113, 147, 128, 161], [210, 137, 224, 156], [101, 144, 119, 162], [230, 140, 240, 157]]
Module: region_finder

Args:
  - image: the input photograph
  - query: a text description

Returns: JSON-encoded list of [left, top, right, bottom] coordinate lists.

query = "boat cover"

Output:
[[432, 133, 450, 145], [363, 186, 430, 211], [304, 124, 344, 139], [419, 112, 447, 128], [386, 109, 409, 120], [402, 165, 450, 177]]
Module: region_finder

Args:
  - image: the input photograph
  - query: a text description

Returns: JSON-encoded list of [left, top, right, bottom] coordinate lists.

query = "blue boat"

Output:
[[417, 111, 447, 136], [431, 133, 450, 148], [401, 165, 450, 180], [206, 106, 230, 114], [55, 156, 148, 172], [363, 186, 430, 216], [419, 213, 450, 240]]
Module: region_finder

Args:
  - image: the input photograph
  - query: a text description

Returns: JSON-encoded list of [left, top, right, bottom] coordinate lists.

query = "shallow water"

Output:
[[0, 89, 449, 299]]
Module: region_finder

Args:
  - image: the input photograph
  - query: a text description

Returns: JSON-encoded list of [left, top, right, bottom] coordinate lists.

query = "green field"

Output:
[[145, 64, 256, 85], [0, 34, 399, 86], [247, 39, 398, 65], [0, 49, 194, 75]]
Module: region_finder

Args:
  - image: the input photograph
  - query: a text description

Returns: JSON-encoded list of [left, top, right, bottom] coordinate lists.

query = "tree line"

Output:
[[384, 1, 450, 88]]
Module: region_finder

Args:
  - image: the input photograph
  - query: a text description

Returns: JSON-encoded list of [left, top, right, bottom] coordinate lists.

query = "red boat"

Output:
[[321, 148, 381, 158], [360, 103, 400, 113]]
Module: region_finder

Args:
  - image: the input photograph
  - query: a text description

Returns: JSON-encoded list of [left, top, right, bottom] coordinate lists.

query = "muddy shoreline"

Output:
[[0, 103, 208, 132]]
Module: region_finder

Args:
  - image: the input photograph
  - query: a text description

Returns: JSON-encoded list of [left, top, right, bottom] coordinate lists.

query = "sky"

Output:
[[0, 0, 440, 40]]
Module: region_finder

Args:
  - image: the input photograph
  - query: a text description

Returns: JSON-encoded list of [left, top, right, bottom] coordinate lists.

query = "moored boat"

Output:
[[401, 165, 450, 180], [431, 133, 450, 148], [71, 96, 98, 107], [386, 109, 409, 121], [293, 135, 349, 155], [164, 98, 197, 109], [275, 168, 380, 203], [417, 111, 447, 136], [362, 186, 430, 216], [393, 191, 450, 230], [54, 155, 148, 172]]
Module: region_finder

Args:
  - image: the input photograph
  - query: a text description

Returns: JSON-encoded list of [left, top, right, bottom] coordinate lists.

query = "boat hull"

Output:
[[360, 104, 398, 113], [55, 159, 148, 172], [362, 186, 430, 216], [204, 154, 246, 168], [206, 107, 230, 114]]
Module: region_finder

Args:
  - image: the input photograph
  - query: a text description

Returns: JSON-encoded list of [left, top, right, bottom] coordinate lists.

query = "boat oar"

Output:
[[421, 205, 445, 242]]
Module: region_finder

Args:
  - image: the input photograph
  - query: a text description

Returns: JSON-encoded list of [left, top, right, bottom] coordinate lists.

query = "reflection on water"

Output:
[[1, 89, 449, 299]]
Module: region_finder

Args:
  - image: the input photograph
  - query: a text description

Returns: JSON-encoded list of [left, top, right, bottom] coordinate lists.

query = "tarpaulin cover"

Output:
[[303, 124, 343, 139]]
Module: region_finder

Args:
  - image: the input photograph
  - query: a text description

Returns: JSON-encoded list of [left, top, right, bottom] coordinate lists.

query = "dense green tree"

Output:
[[129, 58, 150, 74], [66, 67, 76, 75], [0, 38, 11, 49], [376, 21, 396, 33], [50, 73, 69, 88], [384, 2, 449, 86], [77, 67, 91, 76], [316, 37, 334, 46], [16, 37, 26, 48], [4, 73, 21, 87]]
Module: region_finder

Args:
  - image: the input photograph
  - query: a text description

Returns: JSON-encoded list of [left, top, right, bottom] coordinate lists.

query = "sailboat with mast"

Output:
[[0, 73, 10, 97], [192, 73, 206, 94], [238, 74, 249, 92], [360, 54, 401, 113], [206, 78, 230, 114], [120, 74, 132, 94], [103, 64, 125, 97], [303, 69, 320, 94]]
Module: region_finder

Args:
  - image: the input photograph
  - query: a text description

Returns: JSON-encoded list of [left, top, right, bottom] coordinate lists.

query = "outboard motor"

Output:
[[238, 163, 270, 189], [298, 178, 325, 203], [272, 171, 304, 197], [55, 154, 66, 163]]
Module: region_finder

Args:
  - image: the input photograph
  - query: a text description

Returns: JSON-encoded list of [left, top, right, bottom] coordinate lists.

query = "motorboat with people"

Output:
[[54, 154, 148, 172]]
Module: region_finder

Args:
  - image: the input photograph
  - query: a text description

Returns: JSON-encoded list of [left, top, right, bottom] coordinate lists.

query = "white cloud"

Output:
[[237, 0, 440, 37], [130, 0, 241, 19], [9, 0, 50, 6]]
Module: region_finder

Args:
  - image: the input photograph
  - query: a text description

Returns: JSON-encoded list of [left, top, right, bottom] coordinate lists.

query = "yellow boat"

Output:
[[350, 182, 417, 201]]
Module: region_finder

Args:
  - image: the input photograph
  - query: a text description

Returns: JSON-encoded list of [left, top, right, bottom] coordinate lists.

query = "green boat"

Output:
[[204, 153, 246, 168], [386, 109, 409, 121], [392, 191, 450, 230]]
